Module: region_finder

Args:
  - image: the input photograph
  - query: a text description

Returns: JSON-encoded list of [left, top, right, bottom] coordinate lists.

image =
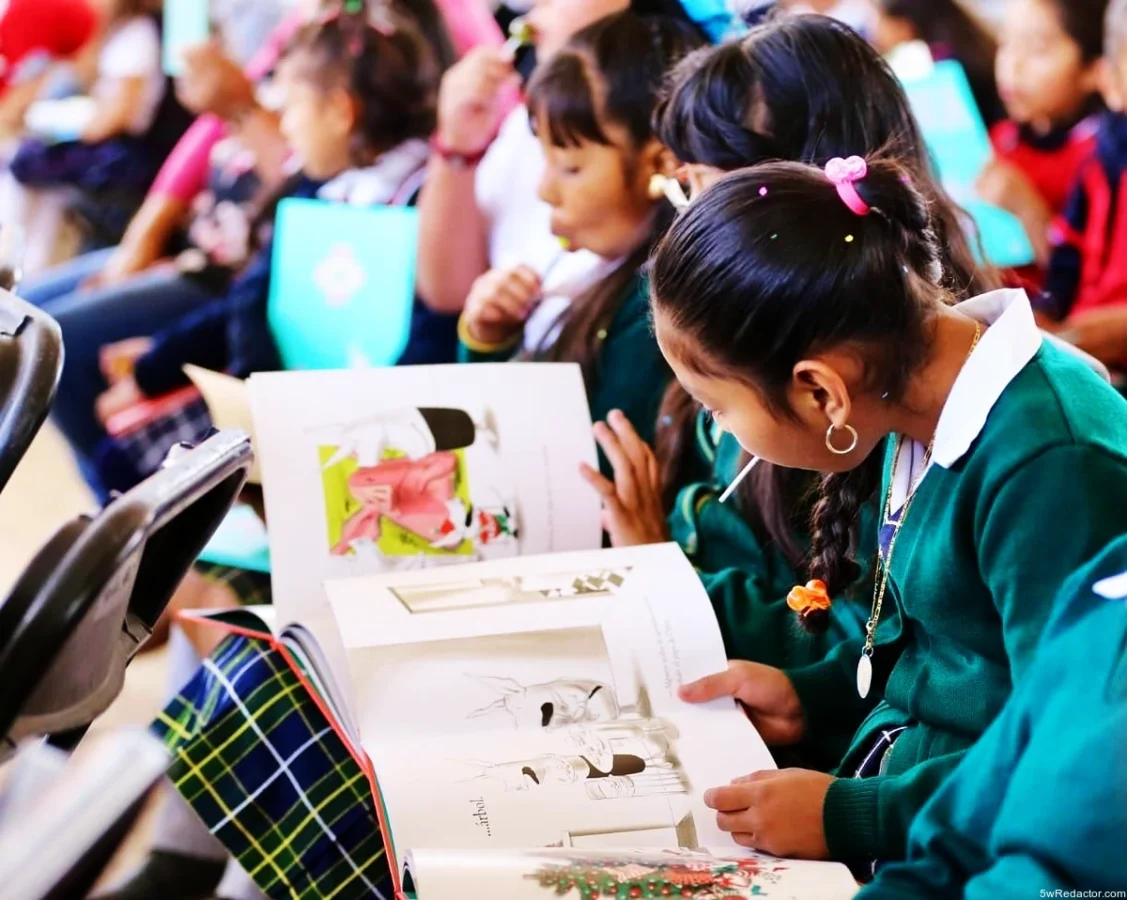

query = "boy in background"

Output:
[[1040, 0, 1127, 371]]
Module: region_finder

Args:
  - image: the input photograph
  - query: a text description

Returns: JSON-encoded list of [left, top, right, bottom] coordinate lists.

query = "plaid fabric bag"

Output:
[[152, 635, 392, 900], [94, 397, 214, 495]]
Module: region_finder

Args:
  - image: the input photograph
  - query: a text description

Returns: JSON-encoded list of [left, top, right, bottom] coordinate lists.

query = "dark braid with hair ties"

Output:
[[650, 157, 944, 634], [649, 14, 992, 575]]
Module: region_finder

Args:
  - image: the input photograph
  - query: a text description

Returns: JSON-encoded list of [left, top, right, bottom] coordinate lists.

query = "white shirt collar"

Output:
[[889, 288, 1110, 510], [930, 288, 1043, 468]]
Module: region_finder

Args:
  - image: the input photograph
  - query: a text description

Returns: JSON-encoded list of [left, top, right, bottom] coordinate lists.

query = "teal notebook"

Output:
[[197, 503, 271, 574], [267, 199, 418, 371], [900, 60, 1036, 269], [163, 0, 211, 76]]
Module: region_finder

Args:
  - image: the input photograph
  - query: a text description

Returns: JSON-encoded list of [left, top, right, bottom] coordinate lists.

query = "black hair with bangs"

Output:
[[521, 12, 705, 381]]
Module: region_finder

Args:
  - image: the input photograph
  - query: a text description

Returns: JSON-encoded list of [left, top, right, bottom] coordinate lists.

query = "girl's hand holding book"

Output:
[[705, 769, 834, 860], [679, 660, 806, 746], [580, 409, 668, 547], [462, 265, 541, 347]]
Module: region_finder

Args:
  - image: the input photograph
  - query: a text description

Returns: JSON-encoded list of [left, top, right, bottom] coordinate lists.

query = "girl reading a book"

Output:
[[653, 158, 1127, 867], [457, 11, 705, 476], [582, 15, 995, 678]]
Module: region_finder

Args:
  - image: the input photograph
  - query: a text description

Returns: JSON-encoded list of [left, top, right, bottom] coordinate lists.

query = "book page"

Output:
[[184, 366, 260, 483], [325, 545, 775, 863], [403, 847, 859, 900], [250, 364, 601, 666]]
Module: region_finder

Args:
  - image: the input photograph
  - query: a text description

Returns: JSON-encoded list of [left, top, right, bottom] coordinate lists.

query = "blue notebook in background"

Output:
[[267, 199, 418, 371], [163, 0, 211, 76], [900, 60, 1036, 269]]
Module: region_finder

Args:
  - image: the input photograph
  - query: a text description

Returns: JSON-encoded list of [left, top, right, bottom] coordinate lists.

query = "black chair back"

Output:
[[0, 430, 253, 749], [0, 288, 63, 493]]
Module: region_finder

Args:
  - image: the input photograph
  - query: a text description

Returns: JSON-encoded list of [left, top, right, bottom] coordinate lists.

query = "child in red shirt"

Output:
[[1040, 0, 1127, 371], [978, 0, 1106, 268]]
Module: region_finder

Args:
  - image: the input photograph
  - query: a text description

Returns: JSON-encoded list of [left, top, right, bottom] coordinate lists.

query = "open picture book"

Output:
[[183, 544, 859, 900], [185, 362, 604, 676]]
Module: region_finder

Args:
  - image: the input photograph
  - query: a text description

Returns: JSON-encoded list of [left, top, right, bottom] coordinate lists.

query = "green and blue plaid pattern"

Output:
[[152, 635, 392, 900]]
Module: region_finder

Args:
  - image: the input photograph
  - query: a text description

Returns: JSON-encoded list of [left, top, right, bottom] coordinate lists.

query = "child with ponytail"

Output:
[[457, 11, 705, 474], [656, 156, 1127, 866], [584, 15, 995, 673], [75, 8, 440, 498]]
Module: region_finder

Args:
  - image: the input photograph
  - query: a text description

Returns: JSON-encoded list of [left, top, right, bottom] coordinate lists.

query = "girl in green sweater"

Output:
[[860, 534, 1127, 897], [457, 12, 704, 476], [653, 158, 1127, 866], [584, 15, 999, 671]]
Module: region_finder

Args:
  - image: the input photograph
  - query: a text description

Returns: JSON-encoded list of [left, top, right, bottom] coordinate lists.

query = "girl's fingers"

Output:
[[704, 782, 757, 813], [607, 409, 659, 491], [593, 421, 639, 510], [579, 462, 617, 500], [646, 449, 661, 499], [507, 265, 543, 298], [496, 281, 537, 316]]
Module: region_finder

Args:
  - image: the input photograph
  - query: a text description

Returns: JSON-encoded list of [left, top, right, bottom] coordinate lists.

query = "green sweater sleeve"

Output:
[[978, 444, 1127, 682], [860, 554, 1127, 897], [822, 445, 1127, 861]]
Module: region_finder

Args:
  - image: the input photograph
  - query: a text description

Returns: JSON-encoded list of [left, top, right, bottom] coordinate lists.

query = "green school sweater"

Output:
[[668, 413, 871, 669], [786, 340, 1127, 861], [859, 536, 1127, 898], [459, 274, 670, 479]]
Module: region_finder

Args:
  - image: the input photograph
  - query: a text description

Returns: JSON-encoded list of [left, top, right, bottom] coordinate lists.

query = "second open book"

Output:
[[187, 543, 858, 899], [186, 363, 856, 897]]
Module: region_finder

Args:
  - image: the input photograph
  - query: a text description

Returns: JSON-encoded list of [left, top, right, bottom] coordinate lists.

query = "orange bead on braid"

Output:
[[787, 579, 833, 624]]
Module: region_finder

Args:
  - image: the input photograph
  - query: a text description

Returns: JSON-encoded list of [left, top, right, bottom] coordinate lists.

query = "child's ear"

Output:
[[1096, 57, 1126, 113], [637, 139, 678, 184], [326, 85, 359, 135]]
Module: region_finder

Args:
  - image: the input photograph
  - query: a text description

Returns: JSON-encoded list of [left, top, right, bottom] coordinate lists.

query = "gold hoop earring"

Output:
[[825, 423, 859, 456]]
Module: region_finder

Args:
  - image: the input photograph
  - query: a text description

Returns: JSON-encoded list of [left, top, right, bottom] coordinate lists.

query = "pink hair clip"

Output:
[[825, 156, 871, 217]]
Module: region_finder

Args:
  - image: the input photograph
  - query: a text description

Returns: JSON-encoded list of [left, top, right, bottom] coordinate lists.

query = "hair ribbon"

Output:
[[825, 156, 871, 217]]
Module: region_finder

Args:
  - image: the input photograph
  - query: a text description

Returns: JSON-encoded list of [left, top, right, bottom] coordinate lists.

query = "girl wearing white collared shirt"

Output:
[[651, 158, 1127, 869]]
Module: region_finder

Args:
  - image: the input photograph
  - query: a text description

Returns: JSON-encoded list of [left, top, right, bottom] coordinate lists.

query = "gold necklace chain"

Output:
[[860, 320, 983, 660]]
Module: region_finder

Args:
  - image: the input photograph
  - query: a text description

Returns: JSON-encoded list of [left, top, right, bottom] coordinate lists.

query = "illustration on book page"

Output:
[[315, 406, 518, 560], [461, 718, 688, 802], [390, 568, 633, 615], [466, 676, 651, 731], [526, 848, 791, 898]]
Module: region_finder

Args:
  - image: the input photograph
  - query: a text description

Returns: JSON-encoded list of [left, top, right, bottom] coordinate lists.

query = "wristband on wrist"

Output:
[[457, 313, 521, 354], [430, 135, 489, 169]]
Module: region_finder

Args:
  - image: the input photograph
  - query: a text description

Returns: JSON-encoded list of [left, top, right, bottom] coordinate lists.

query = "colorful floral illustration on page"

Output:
[[317, 407, 517, 558], [529, 851, 787, 898]]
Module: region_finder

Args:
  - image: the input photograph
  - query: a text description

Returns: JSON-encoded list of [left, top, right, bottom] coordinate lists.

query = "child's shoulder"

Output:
[[1038, 536, 1127, 686], [981, 337, 1127, 471]]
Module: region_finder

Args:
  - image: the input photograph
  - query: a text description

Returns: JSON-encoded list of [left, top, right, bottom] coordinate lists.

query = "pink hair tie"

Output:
[[825, 156, 871, 217]]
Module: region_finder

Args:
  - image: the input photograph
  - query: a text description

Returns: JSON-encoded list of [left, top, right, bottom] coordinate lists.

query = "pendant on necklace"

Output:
[[857, 654, 873, 699]]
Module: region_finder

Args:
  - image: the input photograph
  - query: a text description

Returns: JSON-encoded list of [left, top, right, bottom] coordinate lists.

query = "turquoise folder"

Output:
[[267, 199, 418, 371], [900, 60, 1036, 269], [163, 0, 211, 76]]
